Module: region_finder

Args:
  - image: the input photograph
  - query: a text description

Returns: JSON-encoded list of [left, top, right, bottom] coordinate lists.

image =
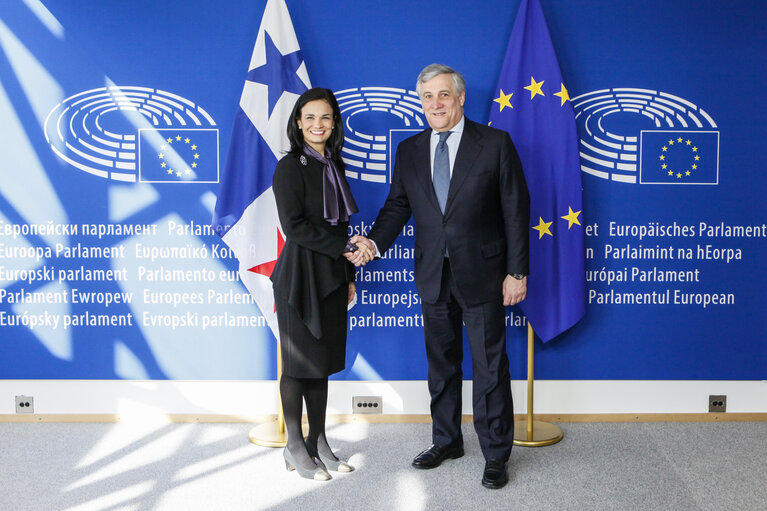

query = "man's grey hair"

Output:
[[416, 63, 466, 97]]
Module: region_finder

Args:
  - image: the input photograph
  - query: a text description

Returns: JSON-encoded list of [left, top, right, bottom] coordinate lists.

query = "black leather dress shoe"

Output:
[[411, 444, 464, 469], [481, 459, 509, 489]]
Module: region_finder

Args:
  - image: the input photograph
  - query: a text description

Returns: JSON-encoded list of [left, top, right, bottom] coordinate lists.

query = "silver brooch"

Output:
[[299, 155, 307, 166]]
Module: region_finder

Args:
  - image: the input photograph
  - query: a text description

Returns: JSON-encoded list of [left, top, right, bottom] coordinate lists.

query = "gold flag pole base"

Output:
[[248, 419, 287, 448], [248, 419, 309, 448], [512, 323, 564, 448], [513, 420, 563, 447]]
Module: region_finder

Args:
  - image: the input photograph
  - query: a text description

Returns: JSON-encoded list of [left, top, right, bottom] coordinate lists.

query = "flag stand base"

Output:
[[248, 418, 309, 448], [248, 419, 286, 448], [513, 420, 563, 447]]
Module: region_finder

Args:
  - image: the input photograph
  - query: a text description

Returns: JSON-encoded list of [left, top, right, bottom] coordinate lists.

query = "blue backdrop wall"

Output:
[[1, 0, 765, 381]]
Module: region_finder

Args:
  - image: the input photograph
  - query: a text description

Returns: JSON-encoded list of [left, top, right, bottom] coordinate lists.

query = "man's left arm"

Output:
[[498, 132, 530, 305]]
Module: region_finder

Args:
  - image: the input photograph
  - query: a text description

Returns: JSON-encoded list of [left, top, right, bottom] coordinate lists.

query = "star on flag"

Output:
[[532, 206, 582, 239], [248, 229, 286, 278]]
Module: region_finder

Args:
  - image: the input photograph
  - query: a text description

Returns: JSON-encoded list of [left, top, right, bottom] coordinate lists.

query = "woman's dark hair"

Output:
[[287, 87, 345, 164]]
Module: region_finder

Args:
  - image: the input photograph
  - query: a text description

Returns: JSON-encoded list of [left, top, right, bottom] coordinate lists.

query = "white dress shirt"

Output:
[[429, 116, 465, 179]]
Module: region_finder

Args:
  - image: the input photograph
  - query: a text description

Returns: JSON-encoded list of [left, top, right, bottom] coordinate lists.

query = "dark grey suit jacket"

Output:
[[369, 118, 529, 305]]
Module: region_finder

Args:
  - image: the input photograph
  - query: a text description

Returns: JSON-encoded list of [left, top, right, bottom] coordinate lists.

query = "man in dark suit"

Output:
[[352, 64, 530, 489]]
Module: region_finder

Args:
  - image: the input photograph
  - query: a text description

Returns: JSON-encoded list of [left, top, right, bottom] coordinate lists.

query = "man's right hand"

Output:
[[344, 235, 376, 266], [350, 235, 377, 255]]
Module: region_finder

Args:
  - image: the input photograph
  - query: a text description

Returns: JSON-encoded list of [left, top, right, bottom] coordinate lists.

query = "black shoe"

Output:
[[411, 444, 464, 469], [481, 459, 508, 489]]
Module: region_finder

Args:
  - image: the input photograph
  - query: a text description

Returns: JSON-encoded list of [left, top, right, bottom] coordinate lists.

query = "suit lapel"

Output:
[[445, 119, 482, 215]]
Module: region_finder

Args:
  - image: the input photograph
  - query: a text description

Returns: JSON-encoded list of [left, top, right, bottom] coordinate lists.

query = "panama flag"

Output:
[[489, 0, 587, 342], [212, 0, 310, 340]]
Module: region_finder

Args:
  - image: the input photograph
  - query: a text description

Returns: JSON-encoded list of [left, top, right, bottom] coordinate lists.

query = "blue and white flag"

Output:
[[212, 0, 310, 340], [489, 0, 587, 342]]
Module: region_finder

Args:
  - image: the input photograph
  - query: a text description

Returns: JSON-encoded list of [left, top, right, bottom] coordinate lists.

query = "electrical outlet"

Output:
[[352, 396, 382, 414], [709, 395, 726, 413], [15, 395, 34, 414]]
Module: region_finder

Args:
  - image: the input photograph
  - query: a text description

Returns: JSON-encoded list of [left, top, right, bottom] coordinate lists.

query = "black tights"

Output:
[[280, 374, 338, 469]]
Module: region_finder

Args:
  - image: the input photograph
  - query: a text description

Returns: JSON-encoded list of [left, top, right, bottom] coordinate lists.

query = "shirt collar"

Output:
[[432, 116, 465, 138]]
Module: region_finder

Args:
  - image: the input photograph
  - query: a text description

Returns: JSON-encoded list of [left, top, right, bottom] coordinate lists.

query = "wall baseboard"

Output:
[[2, 412, 765, 423]]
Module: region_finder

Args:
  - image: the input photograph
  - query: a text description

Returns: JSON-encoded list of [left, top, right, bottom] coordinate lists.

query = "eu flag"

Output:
[[489, 0, 586, 342], [640, 131, 719, 185], [139, 128, 219, 183]]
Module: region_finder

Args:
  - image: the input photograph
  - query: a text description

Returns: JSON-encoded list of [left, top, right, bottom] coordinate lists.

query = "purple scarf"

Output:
[[303, 145, 358, 225]]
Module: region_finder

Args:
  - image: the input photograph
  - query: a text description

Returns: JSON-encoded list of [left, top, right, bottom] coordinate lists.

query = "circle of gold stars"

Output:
[[658, 137, 700, 179], [157, 134, 200, 179]]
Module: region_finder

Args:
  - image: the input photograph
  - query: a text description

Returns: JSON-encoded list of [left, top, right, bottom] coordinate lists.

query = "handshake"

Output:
[[343, 235, 376, 266]]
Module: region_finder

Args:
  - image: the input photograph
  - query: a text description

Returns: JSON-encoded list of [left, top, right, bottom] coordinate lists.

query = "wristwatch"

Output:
[[511, 273, 526, 280]]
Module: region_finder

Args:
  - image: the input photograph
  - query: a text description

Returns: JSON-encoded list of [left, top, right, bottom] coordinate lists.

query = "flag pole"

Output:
[[248, 343, 287, 447], [249, 344, 309, 447], [513, 323, 563, 447]]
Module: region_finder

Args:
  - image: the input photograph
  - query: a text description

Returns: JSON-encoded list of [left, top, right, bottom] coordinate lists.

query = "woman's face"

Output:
[[297, 99, 333, 154]]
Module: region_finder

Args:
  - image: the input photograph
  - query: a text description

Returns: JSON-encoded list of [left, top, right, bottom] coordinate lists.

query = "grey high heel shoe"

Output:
[[283, 448, 331, 481], [305, 438, 354, 473]]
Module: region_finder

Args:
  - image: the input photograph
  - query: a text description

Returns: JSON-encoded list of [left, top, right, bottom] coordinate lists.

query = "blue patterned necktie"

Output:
[[433, 131, 451, 213]]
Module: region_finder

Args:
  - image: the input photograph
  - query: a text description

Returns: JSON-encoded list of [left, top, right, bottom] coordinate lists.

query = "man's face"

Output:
[[419, 73, 465, 132]]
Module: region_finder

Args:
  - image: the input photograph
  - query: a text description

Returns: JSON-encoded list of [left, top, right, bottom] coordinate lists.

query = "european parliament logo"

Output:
[[44, 86, 219, 183], [572, 88, 719, 185], [335, 87, 425, 184]]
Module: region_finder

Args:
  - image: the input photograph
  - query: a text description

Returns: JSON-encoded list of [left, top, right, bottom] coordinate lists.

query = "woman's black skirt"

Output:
[[275, 283, 348, 378]]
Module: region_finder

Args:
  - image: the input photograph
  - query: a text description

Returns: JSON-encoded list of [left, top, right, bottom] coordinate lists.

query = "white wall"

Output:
[[2, 380, 766, 417]]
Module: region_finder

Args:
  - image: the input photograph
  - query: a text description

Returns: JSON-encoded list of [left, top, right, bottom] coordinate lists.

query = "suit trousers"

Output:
[[420, 259, 514, 461]]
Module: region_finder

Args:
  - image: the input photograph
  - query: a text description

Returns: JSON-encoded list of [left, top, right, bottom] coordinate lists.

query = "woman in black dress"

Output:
[[271, 88, 370, 481]]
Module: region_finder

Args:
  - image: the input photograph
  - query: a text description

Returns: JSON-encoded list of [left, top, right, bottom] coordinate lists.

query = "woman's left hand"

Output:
[[348, 282, 356, 305]]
